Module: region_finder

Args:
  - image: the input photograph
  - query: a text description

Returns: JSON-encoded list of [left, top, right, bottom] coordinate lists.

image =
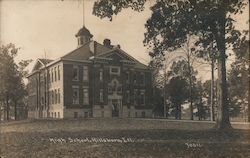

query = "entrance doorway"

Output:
[[111, 99, 120, 117]]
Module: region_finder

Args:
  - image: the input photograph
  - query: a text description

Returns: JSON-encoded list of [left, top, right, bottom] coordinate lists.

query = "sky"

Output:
[[0, 0, 249, 81]]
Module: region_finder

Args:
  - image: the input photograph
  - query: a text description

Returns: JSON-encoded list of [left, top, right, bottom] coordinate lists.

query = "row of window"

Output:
[[73, 66, 88, 81], [131, 90, 145, 105], [48, 65, 60, 83], [72, 87, 89, 105], [72, 65, 145, 85], [124, 71, 145, 85], [49, 89, 60, 105]]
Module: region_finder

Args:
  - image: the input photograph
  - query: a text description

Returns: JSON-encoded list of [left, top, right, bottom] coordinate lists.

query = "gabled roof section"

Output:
[[39, 58, 53, 65], [32, 58, 53, 72], [61, 41, 111, 60]]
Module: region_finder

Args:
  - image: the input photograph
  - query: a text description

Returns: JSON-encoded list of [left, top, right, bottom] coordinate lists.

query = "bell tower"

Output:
[[75, 0, 93, 47], [75, 26, 93, 47]]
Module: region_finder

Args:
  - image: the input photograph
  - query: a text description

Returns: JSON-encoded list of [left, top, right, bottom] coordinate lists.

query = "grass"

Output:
[[1, 118, 250, 158]]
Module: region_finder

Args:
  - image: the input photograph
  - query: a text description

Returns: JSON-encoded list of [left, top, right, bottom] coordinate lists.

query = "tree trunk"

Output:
[[210, 58, 215, 121], [215, 49, 231, 129], [214, 14, 231, 129], [163, 64, 167, 118], [212, 1, 232, 130], [187, 47, 193, 120], [175, 104, 178, 119], [6, 94, 9, 121], [14, 101, 17, 120], [177, 104, 181, 120]]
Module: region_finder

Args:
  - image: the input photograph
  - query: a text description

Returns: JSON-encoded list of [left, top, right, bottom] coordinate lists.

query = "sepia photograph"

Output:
[[0, 0, 249, 157]]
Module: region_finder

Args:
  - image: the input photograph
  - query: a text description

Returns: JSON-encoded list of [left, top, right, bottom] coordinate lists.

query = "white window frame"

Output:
[[126, 90, 130, 103], [83, 88, 89, 105], [83, 65, 88, 81], [100, 69, 103, 81], [72, 86, 79, 104], [58, 89, 60, 103], [100, 89, 104, 102], [55, 89, 57, 104], [140, 90, 145, 105], [58, 65, 60, 80], [109, 66, 120, 75], [140, 72, 145, 85], [51, 69, 54, 82], [126, 71, 130, 83], [73, 66, 79, 81], [54, 67, 57, 81], [134, 89, 138, 105]]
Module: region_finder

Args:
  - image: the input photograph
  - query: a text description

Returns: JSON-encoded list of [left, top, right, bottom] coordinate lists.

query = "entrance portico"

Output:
[[108, 78, 123, 118]]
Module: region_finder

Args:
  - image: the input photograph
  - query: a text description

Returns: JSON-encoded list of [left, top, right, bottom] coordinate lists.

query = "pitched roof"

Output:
[[61, 40, 149, 69], [38, 58, 53, 65], [75, 26, 93, 38], [61, 41, 111, 60]]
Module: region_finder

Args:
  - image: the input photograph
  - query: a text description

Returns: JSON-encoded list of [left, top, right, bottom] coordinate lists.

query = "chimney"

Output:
[[103, 39, 111, 47]]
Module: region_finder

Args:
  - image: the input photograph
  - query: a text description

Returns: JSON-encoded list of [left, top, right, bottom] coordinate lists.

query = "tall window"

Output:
[[133, 73, 137, 84], [58, 89, 60, 103], [48, 91, 50, 105], [125, 71, 130, 83], [99, 69, 103, 81], [54, 67, 57, 81], [83, 66, 88, 81], [51, 69, 54, 82], [134, 89, 138, 105], [55, 89, 57, 104], [83, 88, 89, 105], [48, 71, 50, 83], [100, 89, 104, 102], [51, 90, 54, 104], [140, 90, 145, 105], [140, 73, 145, 85], [58, 65, 60, 80], [73, 87, 79, 104], [126, 90, 130, 103], [73, 66, 79, 81]]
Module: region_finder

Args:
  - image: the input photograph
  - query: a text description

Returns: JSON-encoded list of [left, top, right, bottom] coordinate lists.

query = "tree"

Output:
[[193, 81, 210, 120], [166, 76, 189, 119], [0, 44, 31, 120], [93, 0, 248, 130], [228, 40, 249, 121]]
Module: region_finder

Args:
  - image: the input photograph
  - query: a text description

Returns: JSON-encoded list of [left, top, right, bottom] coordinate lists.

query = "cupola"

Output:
[[75, 26, 93, 47]]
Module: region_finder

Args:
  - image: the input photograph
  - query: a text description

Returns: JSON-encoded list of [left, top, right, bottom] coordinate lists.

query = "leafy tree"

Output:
[[193, 81, 210, 120], [166, 76, 189, 119], [228, 40, 249, 121], [93, 0, 248, 129], [167, 60, 197, 82], [152, 88, 164, 117], [0, 44, 32, 120]]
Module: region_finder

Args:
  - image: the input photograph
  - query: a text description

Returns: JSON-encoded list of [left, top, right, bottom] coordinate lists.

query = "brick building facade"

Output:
[[27, 27, 153, 118]]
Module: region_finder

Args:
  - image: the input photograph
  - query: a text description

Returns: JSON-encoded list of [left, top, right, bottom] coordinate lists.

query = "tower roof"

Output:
[[75, 26, 93, 38]]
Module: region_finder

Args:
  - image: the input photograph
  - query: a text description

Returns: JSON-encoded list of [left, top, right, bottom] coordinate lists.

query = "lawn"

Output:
[[0, 118, 250, 158]]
